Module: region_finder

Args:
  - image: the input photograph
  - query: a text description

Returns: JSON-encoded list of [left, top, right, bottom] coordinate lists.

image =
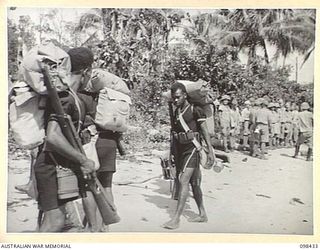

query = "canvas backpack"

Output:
[[20, 42, 72, 94], [95, 87, 132, 132], [9, 81, 46, 149], [163, 79, 215, 136], [9, 42, 72, 149], [86, 68, 130, 95]]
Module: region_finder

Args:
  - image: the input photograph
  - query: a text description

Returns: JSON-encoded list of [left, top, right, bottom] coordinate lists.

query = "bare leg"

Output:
[[306, 148, 312, 161], [252, 142, 259, 157], [292, 143, 300, 158], [243, 135, 249, 149], [243, 122, 250, 148], [223, 135, 228, 152], [260, 142, 267, 160], [82, 192, 100, 232], [269, 137, 273, 149], [162, 168, 195, 229], [97, 172, 116, 232], [229, 135, 235, 151], [189, 169, 207, 222], [249, 138, 254, 156], [284, 132, 289, 147]]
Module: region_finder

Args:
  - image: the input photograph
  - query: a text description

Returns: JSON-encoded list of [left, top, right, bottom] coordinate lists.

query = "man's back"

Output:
[[298, 111, 313, 133], [230, 107, 240, 126], [219, 104, 231, 123], [269, 110, 276, 123], [241, 107, 251, 121], [255, 107, 271, 125]]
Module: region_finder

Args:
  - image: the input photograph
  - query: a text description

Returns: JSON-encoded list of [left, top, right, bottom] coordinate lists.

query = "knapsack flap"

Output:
[[87, 69, 130, 95], [21, 42, 71, 94], [95, 88, 131, 132], [103, 88, 132, 104]]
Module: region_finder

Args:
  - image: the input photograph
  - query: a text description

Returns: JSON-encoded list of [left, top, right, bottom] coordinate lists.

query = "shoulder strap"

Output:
[[178, 107, 202, 151], [67, 88, 83, 134]]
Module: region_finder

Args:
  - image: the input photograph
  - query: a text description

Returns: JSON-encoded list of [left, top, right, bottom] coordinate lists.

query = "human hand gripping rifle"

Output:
[[41, 64, 120, 225]]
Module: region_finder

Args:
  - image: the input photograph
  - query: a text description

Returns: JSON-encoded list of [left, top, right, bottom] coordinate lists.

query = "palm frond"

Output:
[[300, 46, 315, 68], [218, 30, 244, 46]]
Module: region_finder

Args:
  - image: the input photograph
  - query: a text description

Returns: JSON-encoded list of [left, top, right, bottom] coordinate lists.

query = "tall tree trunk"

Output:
[[283, 56, 286, 67], [111, 10, 118, 39], [100, 8, 110, 38], [246, 44, 256, 71], [261, 39, 269, 64]]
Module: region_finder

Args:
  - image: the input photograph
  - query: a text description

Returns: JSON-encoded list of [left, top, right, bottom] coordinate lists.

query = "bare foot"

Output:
[[162, 219, 180, 230], [188, 215, 208, 223]]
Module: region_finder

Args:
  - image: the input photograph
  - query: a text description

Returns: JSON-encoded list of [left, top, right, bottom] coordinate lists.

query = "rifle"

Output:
[[168, 101, 179, 200], [41, 64, 120, 225]]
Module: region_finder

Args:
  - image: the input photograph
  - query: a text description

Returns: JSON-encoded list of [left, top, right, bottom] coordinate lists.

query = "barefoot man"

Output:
[[162, 82, 215, 230]]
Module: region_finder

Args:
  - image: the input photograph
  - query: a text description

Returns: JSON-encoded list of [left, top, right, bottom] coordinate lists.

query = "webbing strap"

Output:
[[68, 88, 83, 134], [178, 105, 202, 151], [181, 148, 196, 173]]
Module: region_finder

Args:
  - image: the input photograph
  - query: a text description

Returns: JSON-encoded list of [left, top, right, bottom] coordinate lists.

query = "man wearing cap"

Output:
[[254, 98, 272, 159], [230, 98, 241, 151], [273, 103, 281, 148], [249, 98, 260, 157], [278, 99, 286, 146], [218, 95, 232, 152], [283, 102, 293, 147], [241, 100, 251, 149], [268, 102, 276, 148], [291, 103, 300, 145], [293, 102, 313, 161]]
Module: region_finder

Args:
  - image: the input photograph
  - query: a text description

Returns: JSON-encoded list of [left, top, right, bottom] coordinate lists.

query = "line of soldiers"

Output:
[[217, 95, 313, 161]]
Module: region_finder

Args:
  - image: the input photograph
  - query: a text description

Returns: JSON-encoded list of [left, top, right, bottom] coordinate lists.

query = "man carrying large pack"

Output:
[[33, 46, 98, 232], [80, 68, 131, 231], [162, 82, 215, 230], [11, 43, 120, 232]]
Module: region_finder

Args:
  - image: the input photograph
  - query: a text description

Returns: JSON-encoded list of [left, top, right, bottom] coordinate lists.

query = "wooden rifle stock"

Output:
[[41, 64, 120, 225]]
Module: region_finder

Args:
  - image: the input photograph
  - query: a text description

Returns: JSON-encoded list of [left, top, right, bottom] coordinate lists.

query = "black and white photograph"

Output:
[[6, 7, 315, 235]]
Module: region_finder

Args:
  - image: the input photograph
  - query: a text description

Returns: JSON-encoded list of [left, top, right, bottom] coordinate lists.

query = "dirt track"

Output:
[[7, 146, 313, 234]]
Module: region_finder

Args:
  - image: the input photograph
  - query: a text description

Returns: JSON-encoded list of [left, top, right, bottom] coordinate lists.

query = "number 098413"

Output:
[[300, 244, 318, 248]]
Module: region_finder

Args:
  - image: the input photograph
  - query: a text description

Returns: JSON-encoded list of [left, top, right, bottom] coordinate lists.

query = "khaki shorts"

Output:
[[256, 124, 269, 143], [243, 120, 250, 136], [298, 131, 313, 148], [221, 124, 231, 136]]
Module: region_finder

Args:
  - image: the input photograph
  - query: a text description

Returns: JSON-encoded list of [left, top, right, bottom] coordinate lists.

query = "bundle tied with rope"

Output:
[[9, 42, 72, 150]]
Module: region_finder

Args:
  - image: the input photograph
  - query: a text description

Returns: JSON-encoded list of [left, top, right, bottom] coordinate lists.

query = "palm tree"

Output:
[[263, 9, 315, 67], [218, 9, 295, 67], [179, 10, 233, 63]]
